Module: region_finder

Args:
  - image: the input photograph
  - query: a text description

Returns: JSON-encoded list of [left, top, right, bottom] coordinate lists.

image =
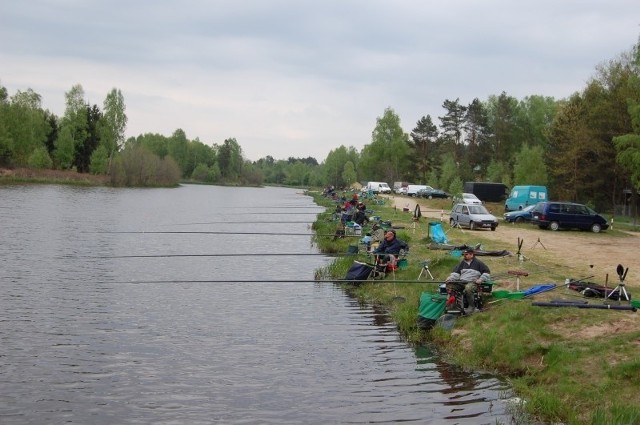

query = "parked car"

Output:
[[364, 181, 392, 194], [395, 186, 407, 195], [454, 193, 482, 205], [417, 187, 450, 199], [450, 203, 498, 231], [530, 201, 609, 233], [503, 204, 536, 223], [406, 184, 430, 197]]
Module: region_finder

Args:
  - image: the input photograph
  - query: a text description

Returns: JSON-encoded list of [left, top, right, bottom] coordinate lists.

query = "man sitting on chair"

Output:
[[445, 247, 490, 313], [372, 229, 408, 267]]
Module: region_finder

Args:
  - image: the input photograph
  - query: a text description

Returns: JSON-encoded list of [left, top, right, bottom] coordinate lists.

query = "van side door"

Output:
[[572, 204, 591, 230]]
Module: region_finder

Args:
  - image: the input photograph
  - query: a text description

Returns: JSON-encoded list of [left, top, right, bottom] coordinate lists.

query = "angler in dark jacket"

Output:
[[446, 247, 491, 313], [373, 229, 408, 266]]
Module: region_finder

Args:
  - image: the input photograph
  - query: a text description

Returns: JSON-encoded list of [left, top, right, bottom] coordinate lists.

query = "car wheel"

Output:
[[428, 195, 433, 199], [550, 221, 560, 231], [469, 221, 476, 230], [591, 223, 602, 233], [514, 217, 524, 223]]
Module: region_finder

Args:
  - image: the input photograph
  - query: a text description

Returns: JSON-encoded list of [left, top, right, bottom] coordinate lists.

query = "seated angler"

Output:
[[445, 247, 491, 313], [372, 229, 408, 267]]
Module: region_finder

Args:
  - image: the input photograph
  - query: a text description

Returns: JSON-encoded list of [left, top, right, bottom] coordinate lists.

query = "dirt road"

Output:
[[387, 195, 638, 287]]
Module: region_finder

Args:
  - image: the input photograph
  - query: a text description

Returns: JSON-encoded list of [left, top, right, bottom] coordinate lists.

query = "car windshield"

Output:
[[522, 205, 535, 212], [468, 205, 490, 214]]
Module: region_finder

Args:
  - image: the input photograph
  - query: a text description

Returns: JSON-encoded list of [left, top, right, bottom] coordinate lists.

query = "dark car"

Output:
[[503, 204, 536, 223], [417, 188, 450, 199], [530, 201, 609, 233]]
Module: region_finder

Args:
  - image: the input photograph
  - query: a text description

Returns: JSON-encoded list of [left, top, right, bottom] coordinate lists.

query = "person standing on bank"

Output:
[[446, 247, 491, 313]]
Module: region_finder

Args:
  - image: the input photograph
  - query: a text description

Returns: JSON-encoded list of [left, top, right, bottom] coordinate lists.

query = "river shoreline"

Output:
[[310, 190, 640, 425]]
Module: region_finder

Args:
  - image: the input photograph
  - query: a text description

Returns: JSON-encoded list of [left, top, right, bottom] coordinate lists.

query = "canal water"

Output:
[[0, 184, 515, 424]]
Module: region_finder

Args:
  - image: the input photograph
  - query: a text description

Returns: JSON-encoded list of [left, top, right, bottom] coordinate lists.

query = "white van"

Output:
[[365, 181, 392, 194], [406, 184, 431, 197]]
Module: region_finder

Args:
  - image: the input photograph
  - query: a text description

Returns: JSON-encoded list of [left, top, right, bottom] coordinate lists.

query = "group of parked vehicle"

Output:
[[365, 180, 610, 234]]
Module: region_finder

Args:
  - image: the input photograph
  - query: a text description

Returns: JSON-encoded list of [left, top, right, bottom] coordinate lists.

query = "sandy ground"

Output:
[[386, 195, 638, 289]]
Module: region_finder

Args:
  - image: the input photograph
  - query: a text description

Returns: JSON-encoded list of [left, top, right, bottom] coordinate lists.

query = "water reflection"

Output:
[[0, 184, 515, 424]]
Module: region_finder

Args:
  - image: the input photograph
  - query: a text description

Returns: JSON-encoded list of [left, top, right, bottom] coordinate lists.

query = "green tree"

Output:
[[109, 144, 180, 187], [439, 98, 466, 146], [463, 98, 492, 178], [486, 92, 520, 164], [512, 144, 548, 185], [57, 84, 88, 170], [286, 161, 308, 186], [547, 95, 595, 202], [360, 107, 411, 183], [613, 42, 640, 220], [99, 88, 127, 171], [217, 137, 243, 180], [89, 145, 110, 174], [341, 161, 357, 187], [7, 89, 50, 166], [439, 154, 459, 193], [409, 115, 439, 183], [448, 176, 464, 199], [486, 160, 511, 187], [0, 84, 12, 165], [54, 126, 76, 169], [75, 104, 101, 173], [27, 146, 53, 169], [191, 163, 210, 182], [517, 95, 560, 150], [167, 129, 189, 176], [323, 145, 358, 188]]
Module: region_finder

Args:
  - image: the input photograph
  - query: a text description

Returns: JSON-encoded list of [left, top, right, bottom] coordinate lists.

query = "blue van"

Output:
[[530, 201, 609, 233], [505, 185, 548, 211]]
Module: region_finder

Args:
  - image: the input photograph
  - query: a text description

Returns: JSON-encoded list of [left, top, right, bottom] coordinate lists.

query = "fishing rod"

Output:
[[204, 212, 321, 215], [89, 230, 363, 237], [67, 253, 347, 259], [172, 220, 316, 225], [213, 206, 325, 209], [94, 278, 445, 284], [532, 302, 636, 312]]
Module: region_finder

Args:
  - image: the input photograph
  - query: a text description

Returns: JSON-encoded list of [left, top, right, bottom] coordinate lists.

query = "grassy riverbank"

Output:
[[0, 167, 109, 186], [310, 191, 640, 425]]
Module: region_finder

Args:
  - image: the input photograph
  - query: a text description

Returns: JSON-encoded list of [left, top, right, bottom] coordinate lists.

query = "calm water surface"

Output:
[[0, 184, 515, 424]]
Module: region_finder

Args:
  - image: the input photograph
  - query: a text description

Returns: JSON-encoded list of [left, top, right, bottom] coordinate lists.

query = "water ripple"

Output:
[[0, 184, 515, 424]]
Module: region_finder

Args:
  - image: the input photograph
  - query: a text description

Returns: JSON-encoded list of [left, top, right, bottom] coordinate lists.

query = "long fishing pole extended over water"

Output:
[[90, 230, 362, 237], [65, 253, 349, 259]]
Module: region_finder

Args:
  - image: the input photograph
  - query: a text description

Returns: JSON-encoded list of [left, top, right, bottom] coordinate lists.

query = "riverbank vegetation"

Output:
[[310, 192, 640, 425], [1, 37, 639, 213]]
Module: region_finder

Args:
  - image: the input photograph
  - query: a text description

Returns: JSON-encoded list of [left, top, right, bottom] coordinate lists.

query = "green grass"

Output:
[[309, 190, 640, 425]]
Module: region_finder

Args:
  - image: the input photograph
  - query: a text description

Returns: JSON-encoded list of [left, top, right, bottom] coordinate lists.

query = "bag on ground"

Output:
[[344, 261, 374, 283], [417, 292, 448, 330], [429, 222, 448, 244]]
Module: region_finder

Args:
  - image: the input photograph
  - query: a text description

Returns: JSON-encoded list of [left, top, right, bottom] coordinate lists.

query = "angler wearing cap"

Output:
[[372, 229, 408, 267], [446, 247, 491, 313]]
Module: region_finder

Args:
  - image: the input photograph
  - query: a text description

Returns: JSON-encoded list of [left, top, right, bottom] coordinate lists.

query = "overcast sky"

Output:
[[1, 1, 638, 161]]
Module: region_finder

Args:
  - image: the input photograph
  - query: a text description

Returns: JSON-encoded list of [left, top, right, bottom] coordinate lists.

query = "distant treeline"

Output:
[[1, 37, 639, 211]]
